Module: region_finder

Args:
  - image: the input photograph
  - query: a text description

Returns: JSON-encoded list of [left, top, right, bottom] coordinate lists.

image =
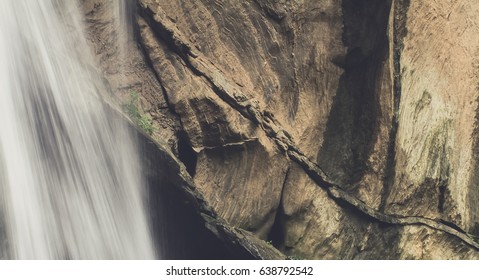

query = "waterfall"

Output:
[[0, 0, 156, 259]]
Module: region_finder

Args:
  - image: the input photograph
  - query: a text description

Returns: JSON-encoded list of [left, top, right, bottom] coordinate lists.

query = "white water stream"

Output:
[[0, 0, 156, 259]]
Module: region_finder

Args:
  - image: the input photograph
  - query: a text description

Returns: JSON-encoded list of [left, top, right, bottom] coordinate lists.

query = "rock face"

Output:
[[131, 110, 286, 260], [82, 0, 479, 259]]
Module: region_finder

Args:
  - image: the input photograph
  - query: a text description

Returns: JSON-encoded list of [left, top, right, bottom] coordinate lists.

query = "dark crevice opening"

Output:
[[177, 132, 197, 177], [267, 205, 285, 250], [438, 184, 446, 213], [267, 168, 290, 250]]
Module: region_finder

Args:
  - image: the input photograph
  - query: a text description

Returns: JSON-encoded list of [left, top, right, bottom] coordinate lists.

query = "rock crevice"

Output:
[[83, 0, 479, 259], [137, 0, 479, 252]]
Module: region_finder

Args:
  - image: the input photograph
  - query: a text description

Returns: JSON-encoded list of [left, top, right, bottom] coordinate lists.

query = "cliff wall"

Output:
[[82, 0, 479, 259]]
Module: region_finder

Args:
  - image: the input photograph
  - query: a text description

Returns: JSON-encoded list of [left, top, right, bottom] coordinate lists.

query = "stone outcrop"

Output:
[[82, 0, 479, 259]]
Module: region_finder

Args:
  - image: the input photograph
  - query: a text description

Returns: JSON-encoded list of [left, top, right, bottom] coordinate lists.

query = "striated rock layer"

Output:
[[82, 0, 479, 259]]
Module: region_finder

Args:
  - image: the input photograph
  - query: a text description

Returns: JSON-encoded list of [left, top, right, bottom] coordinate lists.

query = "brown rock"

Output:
[[83, 0, 479, 259]]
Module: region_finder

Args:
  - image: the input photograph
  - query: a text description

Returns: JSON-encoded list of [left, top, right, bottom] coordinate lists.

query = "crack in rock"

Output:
[[138, 0, 479, 251]]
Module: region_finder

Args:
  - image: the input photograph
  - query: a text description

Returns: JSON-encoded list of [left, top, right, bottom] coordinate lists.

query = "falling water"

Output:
[[0, 0, 156, 259]]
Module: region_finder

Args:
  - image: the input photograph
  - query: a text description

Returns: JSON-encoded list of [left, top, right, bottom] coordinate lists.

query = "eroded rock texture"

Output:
[[82, 0, 479, 259]]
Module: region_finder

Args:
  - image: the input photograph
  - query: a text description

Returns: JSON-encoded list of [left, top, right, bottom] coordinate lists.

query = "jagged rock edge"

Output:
[[102, 95, 286, 259], [146, 138, 287, 259], [137, 2, 479, 251]]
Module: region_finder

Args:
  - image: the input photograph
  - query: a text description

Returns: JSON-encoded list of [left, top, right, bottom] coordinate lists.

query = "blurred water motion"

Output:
[[0, 0, 156, 259]]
